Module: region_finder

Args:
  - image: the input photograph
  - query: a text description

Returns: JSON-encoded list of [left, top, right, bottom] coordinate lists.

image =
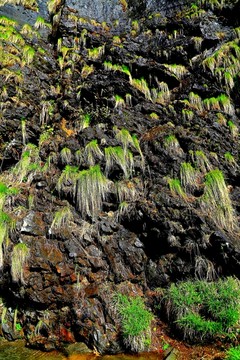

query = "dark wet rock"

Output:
[[0, 0, 239, 355], [20, 212, 46, 236]]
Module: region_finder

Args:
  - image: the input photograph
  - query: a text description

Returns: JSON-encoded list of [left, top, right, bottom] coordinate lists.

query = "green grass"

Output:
[[84, 139, 103, 166], [116, 294, 153, 352], [11, 243, 30, 284], [168, 178, 186, 199], [226, 345, 240, 360], [201, 169, 234, 230], [163, 277, 240, 342], [105, 146, 133, 178], [75, 165, 110, 218]]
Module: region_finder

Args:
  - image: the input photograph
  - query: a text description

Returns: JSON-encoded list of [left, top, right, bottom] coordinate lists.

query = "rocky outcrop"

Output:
[[0, 0, 239, 354]]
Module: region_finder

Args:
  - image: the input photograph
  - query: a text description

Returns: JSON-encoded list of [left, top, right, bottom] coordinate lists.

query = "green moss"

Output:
[[114, 94, 125, 109], [132, 78, 152, 101]]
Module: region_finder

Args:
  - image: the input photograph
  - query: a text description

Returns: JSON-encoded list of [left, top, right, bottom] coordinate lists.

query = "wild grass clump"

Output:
[[0, 211, 15, 269], [105, 146, 133, 179], [11, 243, 30, 284], [164, 277, 240, 342], [75, 165, 110, 218], [12, 143, 40, 183], [84, 139, 103, 166], [115, 294, 153, 352], [226, 345, 240, 360], [168, 178, 186, 199], [180, 162, 199, 192], [201, 169, 235, 230], [163, 134, 183, 156], [50, 206, 73, 233]]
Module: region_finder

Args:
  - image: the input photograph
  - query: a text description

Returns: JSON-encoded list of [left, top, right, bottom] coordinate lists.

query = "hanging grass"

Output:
[[75, 165, 110, 218], [201, 169, 235, 230], [105, 146, 134, 179], [11, 243, 30, 284]]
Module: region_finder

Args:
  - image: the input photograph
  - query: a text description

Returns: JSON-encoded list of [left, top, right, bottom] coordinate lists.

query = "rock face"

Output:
[[0, 0, 239, 354]]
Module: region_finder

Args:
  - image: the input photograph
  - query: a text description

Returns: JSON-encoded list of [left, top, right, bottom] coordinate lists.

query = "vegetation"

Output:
[[201, 169, 234, 230], [163, 64, 188, 79], [105, 146, 133, 178], [190, 150, 211, 173], [115, 294, 153, 352], [0, 211, 15, 268], [180, 162, 198, 192], [168, 178, 186, 199], [84, 139, 103, 166], [12, 143, 40, 183], [163, 135, 183, 156], [50, 206, 73, 232], [56, 165, 79, 194], [11, 243, 30, 284], [226, 346, 240, 360], [60, 147, 72, 165], [75, 165, 110, 218], [164, 277, 240, 342]]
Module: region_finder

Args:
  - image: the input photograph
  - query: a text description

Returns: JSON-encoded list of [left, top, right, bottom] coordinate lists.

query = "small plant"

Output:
[[34, 16, 51, 30], [149, 112, 159, 120], [50, 206, 73, 232], [163, 135, 183, 156], [12, 144, 40, 183], [116, 180, 136, 203], [105, 146, 133, 178], [81, 64, 94, 78], [224, 152, 236, 167], [189, 92, 203, 112], [114, 95, 125, 109], [163, 64, 188, 79], [115, 294, 153, 352], [60, 147, 72, 165], [75, 165, 110, 218], [191, 36, 203, 51], [11, 243, 30, 284], [190, 150, 211, 173], [84, 139, 103, 166], [22, 45, 35, 65], [21, 118, 27, 145], [164, 277, 240, 342], [115, 127, 134, 153], [226, 345, 240, 360], [228, 121, 238, 138], [201, 169, 235, 230], [168, 178, 186, 199], [0, 211, 15, 268], [132, 78, 152, 101], [56, 165, 78, 194], [80, 113, 91, 130], [87, 45, 105, 60], [182, 109, 194, 121], [180, 162, 199, 192]]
